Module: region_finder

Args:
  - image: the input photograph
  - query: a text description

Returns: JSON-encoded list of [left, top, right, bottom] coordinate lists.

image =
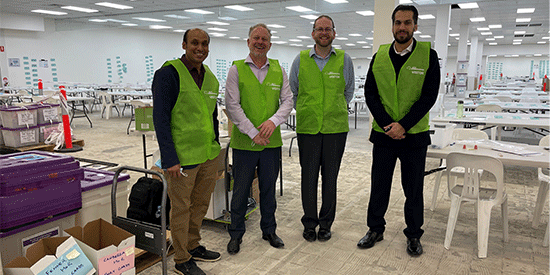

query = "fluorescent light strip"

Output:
[[300, 15, 318, 20], [209, 33, 226, 37], [61, 6, 98, 13], [122, 23, 137, 26], [514, 30, 526, 34], [489, 42, 497, 45], [31, 9, 67, 15], [419, 35, 431, 38], [289, 39, 302, 42], [286, 6, 313, 12], [133, 17, 166, 22], [229, 37, 241, 39], [225, 5, 254, 11], [357, 41, 368, 44], [173, 29, 186, 32], [89, 19, 108, 22], [297, 36, 310, 39], [349, 34, 362, 37], [207, 21, 230, 26], [480, 32, 492, 35], [164, 15, 189, 19], [516, 18, 531, 23], [537, 41, 546, 44], [488, 24, 502, 29], [470, 17, 485, 22], [534, 54, 542, 56], [458, 2, 479, 9], [362, 46, 371, 48], [449, 33, 459, 37], [185, 9, 214, 14], [356, 10, 374, 16], [272, 36, 280, 39], [418, 14, 435, 20], [494, 35, 504, 39], [345, 44, 355, 46], [324, 0, 348, 3], [218, 17, 237, 21], [485, 38, 495, 41], [477, 27, 490, 31], [272, 41, 288, 44], [267, 24, 286, 29], [95, 2, 133, 10], [517, 8, 535, 13]]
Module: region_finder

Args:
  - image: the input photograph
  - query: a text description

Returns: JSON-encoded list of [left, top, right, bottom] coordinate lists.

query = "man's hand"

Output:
[[252, 133, 270, 146], [384, 122, 406, 140], [258, 120, 276, 139], [166, 163, 183, 178]]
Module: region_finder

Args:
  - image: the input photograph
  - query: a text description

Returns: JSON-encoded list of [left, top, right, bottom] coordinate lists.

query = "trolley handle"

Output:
[[111, 165, 168, 231]]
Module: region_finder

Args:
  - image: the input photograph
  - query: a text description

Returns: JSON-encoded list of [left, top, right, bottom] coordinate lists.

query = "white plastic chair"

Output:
[[532, 135, 549, 228], [444, 152, 508, 258], [431, 129, 489, 211], [99, 92, 120, 119]]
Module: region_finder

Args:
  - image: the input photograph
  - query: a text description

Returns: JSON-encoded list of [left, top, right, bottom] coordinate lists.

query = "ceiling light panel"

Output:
[[95, 2, 133, 10], [61, 6, 99, 13], [324, 0, 348, 3], [31, 10, 67, 15], [286, 6, 313, 12], [470, 17, 486, 22], [516, 18, 531, 23], [133, 17, 166, 22], [300, 15, 318, 20], [225, 5, 254, 11], [418, 14, 435, 20], [356, 11, 374, 16], [517, 8, 535, 13], [164, 15, 189, 19], [207, 27, 228, 32], [267, 24, 286, 29], [185, 9, 214, 14], [207, 21, 230, 26], [488, 24, 502, 29], [149, 25, 172, 29], [458, 2, 479, 9]]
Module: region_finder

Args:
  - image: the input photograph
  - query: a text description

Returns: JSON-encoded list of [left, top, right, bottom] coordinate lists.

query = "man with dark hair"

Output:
[[290, 15, 354, 243], [225, 23, 293, 255], [357, 4, 440, 257], [152, 28, 221, 275]]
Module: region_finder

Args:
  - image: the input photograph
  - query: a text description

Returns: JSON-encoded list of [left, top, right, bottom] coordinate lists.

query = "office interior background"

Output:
[[0, 0, 548, 90]]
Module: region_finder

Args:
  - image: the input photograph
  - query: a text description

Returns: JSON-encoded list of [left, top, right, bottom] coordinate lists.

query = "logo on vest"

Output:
[[326, 72, 341, 79], [204, 90, 218, 99], [407, 66, 425, 75], [268, 83, 281, 90]]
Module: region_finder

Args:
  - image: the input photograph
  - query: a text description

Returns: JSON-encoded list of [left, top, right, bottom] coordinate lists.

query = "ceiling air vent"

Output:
[[516, 24, 529, 27], [524, 34, 534, 37]]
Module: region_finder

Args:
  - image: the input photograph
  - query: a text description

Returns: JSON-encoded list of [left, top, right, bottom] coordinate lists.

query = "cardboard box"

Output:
[[134, 107, 153, 131], [4, 236, 96, 275], [64, 219, 136, 275]]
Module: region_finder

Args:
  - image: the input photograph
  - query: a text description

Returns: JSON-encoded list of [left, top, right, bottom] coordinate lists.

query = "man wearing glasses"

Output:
[[289, 15, 354, 243]]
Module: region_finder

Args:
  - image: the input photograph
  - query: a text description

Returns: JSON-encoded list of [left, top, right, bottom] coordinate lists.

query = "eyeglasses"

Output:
[[314, 27, 334, 33]]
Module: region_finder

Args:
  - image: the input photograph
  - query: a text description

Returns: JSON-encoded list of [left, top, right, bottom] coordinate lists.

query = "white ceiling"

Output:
[[1, 0, 549, 50]]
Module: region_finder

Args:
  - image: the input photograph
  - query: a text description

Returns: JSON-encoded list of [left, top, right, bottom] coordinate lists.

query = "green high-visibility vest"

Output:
[[229, 59, 283, 151], [371, 42, 431, 134], [296, 49, 348, 134], [162, 59, 221, 166]]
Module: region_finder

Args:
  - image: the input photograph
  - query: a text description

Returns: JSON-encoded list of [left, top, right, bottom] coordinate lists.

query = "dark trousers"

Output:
[[228, 147, 280, 239], [298, 132, 347, 230], [367, 145, 427, 239]]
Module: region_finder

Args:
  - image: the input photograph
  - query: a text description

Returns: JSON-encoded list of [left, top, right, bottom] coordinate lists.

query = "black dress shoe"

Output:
[[406, 238, 423, 256], [317, 229, 331, 241], [303, 228, 316, 242], [227, 238, 242, 255], [262, 233, 284, 248], [357, 230, 383, 249]]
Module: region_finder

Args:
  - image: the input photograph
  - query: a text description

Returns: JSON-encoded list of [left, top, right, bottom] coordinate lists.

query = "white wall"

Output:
[[0, 19, 301, 88], [1, 18, 548, 88]]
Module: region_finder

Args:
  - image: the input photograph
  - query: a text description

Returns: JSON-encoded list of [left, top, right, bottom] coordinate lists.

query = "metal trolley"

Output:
[[111, 166, 169, 275]]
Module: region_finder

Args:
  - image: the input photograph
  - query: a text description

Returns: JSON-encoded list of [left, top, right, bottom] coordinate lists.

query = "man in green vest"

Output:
[[289, 15, 355, 243], [152, 28, 221, 275], [357, 5, 440, 257], [225, 23, 293, 255]]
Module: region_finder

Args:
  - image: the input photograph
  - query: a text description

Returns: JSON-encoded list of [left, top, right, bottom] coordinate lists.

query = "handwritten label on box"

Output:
[[98, 245, 135, 275], [36, 245, 95, 275]]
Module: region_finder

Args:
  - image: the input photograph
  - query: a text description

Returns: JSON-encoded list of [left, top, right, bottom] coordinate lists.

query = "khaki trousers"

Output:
[[165, 158, 217, 264]]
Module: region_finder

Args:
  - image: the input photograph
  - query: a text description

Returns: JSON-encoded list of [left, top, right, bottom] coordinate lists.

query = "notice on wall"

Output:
[[9, 58, 20, 67]]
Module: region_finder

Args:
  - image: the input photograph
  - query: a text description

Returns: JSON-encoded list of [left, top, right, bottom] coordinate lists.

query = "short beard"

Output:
[[394, 32, 413, 45]]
